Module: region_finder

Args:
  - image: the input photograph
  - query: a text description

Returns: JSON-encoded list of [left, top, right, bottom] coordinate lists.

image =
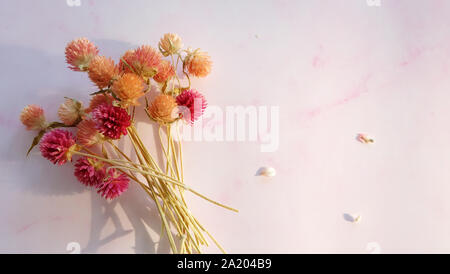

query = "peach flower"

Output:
[[147, 94, 178, 124], [88, 55, 118, 89], [158, 33, 183, 56], [111, 73, 145, 107], [185, 49, 212, 78], [58, 98, 84, 126], [20, 104, 47, 131]]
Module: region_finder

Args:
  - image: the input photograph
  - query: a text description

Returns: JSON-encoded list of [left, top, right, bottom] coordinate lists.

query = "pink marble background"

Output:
[[1, 0, 450, 253]]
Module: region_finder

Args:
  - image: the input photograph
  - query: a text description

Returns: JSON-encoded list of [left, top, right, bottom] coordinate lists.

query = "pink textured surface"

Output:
[[1, 0, 450, 253]]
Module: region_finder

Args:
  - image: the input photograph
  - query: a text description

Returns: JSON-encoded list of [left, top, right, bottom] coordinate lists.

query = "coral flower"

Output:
[[74, 157, 106, 187], [153, 60, 175, 83], [185, 49, 212, 78], [97, 168, 129, 199], [20, 104, 48, 131], [85, 93, 115, 113], [58, 98, 84, 126], [65, 38, 99, 72], [39, 129, 77, 165], [111, 73, 145, 107], [91, 103, 131, 139], [77, 119, 104, 147], [88, 55, 118, 89], [158, 33, 183, 56], [119, 45, 162, 78], [147, 94, 178, 124], [176, 89, 207, 123]]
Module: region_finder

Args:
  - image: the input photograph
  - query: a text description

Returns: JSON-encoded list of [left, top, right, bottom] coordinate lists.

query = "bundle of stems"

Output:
[[72, 122, 237, 253]]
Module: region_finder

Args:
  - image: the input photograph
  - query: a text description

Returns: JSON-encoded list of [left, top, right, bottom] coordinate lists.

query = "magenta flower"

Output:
[[74, 157, 106, 187], [97, 168, 129, 199], [39, 129, 76, 165], [176, 89, 207, 124], [91, 103, 131, 139]]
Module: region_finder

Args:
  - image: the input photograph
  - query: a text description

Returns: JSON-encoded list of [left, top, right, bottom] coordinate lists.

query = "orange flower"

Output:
[[185, 49, 212, 78], [88, 56, 118, 89], [58, 98, 84, 126], [147, 94, 178, 124], [77, 119, 104, 147], [85, 93, 115, 113], [119, 46, 162, 79], [20, 104, 47, 131], [111, 73, 145, 107], [153, 60, 175, 83]]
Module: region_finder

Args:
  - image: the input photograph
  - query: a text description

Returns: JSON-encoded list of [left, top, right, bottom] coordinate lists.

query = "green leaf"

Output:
[[26, 130, 45, 156]]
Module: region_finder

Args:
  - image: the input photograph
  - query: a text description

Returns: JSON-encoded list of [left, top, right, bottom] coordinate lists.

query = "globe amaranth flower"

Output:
[[88, 55, 119, 89], [184, 49, 212, 78], [153, 60, 175, 83], [91, 103, 131, 139], [147, 94, 178, 124], [74, 157, 106, 187], [158, 33, 183, 56], [119, 45, 162, 78], [85, 93, 115, 113], [97, 168, 129, 199], [111, 73, 145, 107], [39, 129, 78, 165], [176, 89, 207, 124], [65, 38, 99, 72], [20, 104, 48, 131], [76, 119, 104, 147], [58, 98, 84, 126]]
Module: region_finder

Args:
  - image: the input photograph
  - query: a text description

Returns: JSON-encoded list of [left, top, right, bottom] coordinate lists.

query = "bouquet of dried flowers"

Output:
[[20, 34, 238, 254]]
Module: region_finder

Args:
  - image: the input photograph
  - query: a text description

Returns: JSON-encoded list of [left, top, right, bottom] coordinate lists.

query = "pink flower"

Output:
[[153, 60, 175, 83], [76, 119, 103, 147], [39, 129, 77, 165], [176, 89, 207, 123], [91, 103, 131, 139], [65, 38, 99, 71], [119, 45, 162, 78], [97, 168, 129, 199], [20, 104, 47, 131], [74, 157, 106, 187]]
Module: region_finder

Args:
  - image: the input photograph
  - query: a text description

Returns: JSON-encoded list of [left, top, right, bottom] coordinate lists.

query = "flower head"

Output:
[[97, 168, 129, 199], [65, 38, 99, 72], [91, 103, 131, 139], [58, 98, 84, 126], [158, 33, 183, 56], [185, 49, 212, 78], [88, 55, 118, 89], [119, 46, 162, 78], [74, 157, 106, 187], [39, 129, 78, 165], [111, 73, 145, 107], [176, 89, 207, 123], [20, 105, 47, 131], [147, 94, 178, 124], [77, 119, 104, 147], [85, 93, 115, 113], [153, 60, 175, 83]]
